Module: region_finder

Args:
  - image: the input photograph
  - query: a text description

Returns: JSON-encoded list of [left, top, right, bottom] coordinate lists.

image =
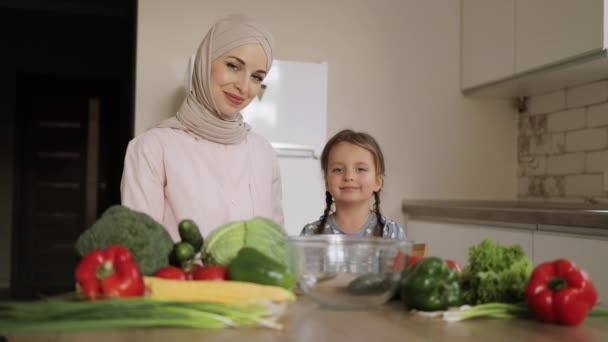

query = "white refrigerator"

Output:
[[242, 60, 328, 236]]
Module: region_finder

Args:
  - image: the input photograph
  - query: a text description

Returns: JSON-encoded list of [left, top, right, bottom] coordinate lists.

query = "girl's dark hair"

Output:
[[315, 129, 386, 236]]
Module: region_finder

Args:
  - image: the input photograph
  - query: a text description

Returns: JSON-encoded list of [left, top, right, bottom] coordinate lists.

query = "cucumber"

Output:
[[347, 273, 396, 295], [178, 219, 204, 251], [169, 242, 196, 267]]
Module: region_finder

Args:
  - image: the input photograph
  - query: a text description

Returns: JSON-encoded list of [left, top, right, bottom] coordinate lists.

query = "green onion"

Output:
[[442, 303, 608, 322], [0, 297, 283, 335], [442, 303, 531, 322], [589, 306, 608, 317]]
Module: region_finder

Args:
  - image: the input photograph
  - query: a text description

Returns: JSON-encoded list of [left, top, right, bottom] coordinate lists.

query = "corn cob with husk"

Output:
[[143, 277, 296, 304]]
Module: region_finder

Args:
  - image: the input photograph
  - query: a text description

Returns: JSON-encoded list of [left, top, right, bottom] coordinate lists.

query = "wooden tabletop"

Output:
[[7, 298, 608, 342]]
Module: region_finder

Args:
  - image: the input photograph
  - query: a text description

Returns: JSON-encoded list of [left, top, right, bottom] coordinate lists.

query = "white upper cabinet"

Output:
[[515, 0, 605, 73], [462, 0, 608, 97], [461, 0, 514, 89]]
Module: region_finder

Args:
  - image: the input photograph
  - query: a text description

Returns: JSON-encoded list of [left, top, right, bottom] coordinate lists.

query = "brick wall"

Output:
[[518, 80, 608, 203]]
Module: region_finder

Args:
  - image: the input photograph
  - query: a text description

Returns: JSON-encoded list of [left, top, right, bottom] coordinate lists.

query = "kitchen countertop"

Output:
[[402, 200, 608, 230], [6, 298, 608, 342]]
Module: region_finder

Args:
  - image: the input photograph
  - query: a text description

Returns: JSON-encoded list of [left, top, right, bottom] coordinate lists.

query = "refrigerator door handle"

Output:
[[271, 142, 319, 159]]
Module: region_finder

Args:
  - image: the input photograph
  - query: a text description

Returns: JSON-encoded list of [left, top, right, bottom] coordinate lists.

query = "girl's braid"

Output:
[[373, 191, 384, 237], [316, 191, 333, 234]]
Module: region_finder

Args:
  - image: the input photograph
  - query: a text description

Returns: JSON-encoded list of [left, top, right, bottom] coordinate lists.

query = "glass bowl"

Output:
[[286, 235, 413, 309]]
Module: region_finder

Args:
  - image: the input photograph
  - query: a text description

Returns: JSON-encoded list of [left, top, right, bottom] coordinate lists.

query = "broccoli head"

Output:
[[460, 239, 533, 305], [74, 205, 174, 275]]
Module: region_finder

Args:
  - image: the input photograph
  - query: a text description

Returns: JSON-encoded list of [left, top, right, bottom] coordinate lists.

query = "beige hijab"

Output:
[[155, 14, 274, 145]]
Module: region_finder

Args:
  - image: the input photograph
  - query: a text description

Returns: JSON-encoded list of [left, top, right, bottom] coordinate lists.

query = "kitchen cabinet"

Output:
[[461, 0, 608, 97], [534, 227, 608, 303], [515, 0, 605, 73], [461, 0, 514, 89], [403, 200, 608, 303], [408, 218, 608, 303], [407, 219, 534, 268]]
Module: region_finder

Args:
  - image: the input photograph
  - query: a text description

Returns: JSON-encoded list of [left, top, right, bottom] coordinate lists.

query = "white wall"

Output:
[[135, 0, 517, 228]]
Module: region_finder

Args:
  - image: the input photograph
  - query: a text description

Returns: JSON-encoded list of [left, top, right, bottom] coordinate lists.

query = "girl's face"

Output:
[[210, 44, 268, 119], [325, 142, 383, 207]]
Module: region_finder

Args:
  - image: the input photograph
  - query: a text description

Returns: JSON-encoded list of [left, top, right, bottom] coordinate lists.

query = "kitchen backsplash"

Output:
[[518, 79, 608, 204]]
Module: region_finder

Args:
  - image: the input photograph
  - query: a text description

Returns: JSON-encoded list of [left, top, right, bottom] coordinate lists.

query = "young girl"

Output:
[[300, 129, 406, 240]]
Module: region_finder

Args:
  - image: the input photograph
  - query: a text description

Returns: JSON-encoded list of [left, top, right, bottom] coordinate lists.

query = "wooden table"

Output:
[[7, 298, 608, 342]]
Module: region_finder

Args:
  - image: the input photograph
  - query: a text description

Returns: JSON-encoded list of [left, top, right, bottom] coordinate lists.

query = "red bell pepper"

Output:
[[75, 245, 145, 300], [525, 259, 598, 325]]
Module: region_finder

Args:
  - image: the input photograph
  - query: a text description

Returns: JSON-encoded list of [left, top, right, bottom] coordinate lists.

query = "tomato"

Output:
[[445, 259, 463, 272], [153, 266, 188, 280], [391, 251, 406, 271], [191, 265, 229, 281], [407, 255, 422, 267], [406, 256, 462, 272], [185, 264, 203, 280]]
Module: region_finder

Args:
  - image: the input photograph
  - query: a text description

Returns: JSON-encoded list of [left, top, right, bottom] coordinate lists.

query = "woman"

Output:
[[121, 14, 283, 241]]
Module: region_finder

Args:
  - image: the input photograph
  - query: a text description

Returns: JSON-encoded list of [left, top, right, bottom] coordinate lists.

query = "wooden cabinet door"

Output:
[[515, 0, 605, 73], [461, 0, 515, 89]]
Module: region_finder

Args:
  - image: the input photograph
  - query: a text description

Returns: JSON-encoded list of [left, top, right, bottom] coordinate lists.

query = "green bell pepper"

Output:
[[400, 256, 461, 311], [228, 247, 296, 290]]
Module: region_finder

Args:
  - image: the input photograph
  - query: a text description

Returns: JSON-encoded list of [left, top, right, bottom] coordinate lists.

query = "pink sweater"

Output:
[[120, 128, 284, 241]]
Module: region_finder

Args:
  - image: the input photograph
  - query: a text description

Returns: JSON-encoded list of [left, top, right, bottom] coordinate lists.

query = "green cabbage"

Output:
[[201, 217, 287, 266]]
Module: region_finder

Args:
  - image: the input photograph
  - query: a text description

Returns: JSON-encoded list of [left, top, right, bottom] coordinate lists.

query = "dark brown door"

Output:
[[12, 74, 114, 298], [5, 0, 136, 300]]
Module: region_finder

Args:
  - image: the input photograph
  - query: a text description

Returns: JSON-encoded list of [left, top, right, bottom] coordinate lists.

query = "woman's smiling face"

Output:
[[325, 142, 383, 207], [209, 43, 268, 119]]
